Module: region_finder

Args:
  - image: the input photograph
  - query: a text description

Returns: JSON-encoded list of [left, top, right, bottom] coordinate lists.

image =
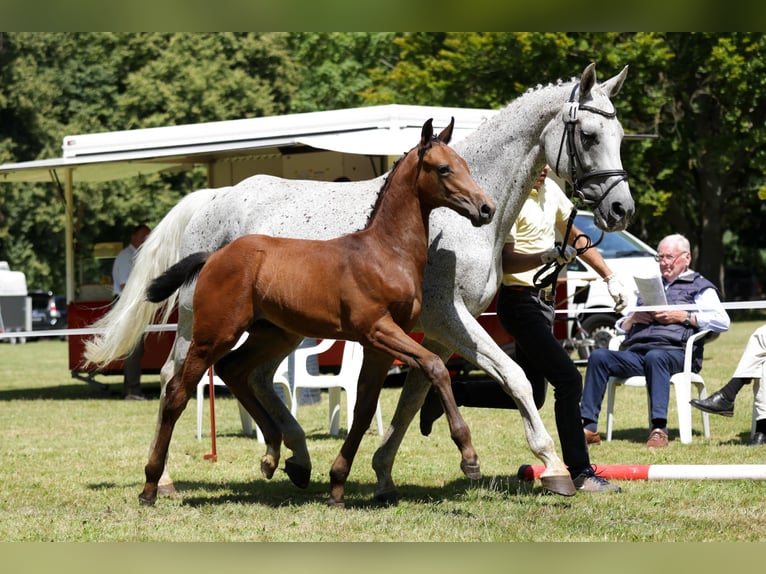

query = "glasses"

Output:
[[654, 252, 687, 264]]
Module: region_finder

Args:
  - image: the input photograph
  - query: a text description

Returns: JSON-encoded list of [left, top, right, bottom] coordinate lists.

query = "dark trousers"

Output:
[[581, 347, 685, 427], [123, 336, 144, 396], [453, 286, 590, 476]]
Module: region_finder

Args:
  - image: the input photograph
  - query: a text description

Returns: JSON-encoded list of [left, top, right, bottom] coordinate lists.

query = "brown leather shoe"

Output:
[[584, 428, 601, 445], [646, 428, 669, 448]]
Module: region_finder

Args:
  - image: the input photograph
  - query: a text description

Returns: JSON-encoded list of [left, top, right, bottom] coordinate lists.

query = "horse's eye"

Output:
[[438, 165, 451, 176], [580, 131, 597, 147]]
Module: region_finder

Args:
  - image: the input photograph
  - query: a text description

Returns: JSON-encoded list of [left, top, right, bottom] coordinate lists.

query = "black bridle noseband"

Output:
[[533, 85, 628, 290]]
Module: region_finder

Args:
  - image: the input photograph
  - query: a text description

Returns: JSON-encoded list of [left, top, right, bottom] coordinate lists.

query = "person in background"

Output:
[[690, 323, 766, 445], [113, 223, 151, 400], [420, 165, 629, 493], [580, 234, 730, 448]]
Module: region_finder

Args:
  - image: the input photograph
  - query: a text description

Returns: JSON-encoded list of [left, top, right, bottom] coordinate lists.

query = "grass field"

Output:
[[1, 318, 765, 544]]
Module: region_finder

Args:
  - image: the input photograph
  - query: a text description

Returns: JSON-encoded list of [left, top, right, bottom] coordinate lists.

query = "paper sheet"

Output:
[[634, 274, 667, 306]]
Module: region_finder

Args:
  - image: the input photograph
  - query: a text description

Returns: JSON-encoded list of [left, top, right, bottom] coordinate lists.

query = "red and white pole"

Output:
[[518, 464, 766, 482]]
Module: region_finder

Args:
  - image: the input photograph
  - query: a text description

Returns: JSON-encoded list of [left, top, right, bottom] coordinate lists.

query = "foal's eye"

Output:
[[437, 165, 451, 176]]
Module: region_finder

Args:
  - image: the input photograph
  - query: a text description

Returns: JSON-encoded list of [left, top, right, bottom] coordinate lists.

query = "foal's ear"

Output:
[[437, 116, 455, 145], [420, 118, 435, 148]]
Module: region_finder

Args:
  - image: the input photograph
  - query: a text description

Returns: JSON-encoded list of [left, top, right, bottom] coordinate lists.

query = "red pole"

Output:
[[203, 367, 217, 462]]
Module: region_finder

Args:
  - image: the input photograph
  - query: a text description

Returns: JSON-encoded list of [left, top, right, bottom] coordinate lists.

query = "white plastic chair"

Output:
[[196, 333, 291, 443], [605, 329, 712, 444], [289, 339, 383, 436]]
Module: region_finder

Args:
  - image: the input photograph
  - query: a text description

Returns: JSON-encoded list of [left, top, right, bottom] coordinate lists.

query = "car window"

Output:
[[573, 214, 653, 259]]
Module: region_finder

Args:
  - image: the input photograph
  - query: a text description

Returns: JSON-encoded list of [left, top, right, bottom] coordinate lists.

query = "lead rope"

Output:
[[532, 206, 603, 289]]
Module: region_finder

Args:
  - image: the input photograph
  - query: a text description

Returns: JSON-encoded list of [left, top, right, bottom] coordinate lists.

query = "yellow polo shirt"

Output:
[[502, 177, 574, 287]]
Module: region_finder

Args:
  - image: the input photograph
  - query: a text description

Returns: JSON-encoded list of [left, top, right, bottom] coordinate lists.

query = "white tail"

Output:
[[83, 189, 213, 368]]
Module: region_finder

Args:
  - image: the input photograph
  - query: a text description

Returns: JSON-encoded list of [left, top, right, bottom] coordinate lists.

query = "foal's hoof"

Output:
[[138, 492, 157, 507], [460, 459, 482, 480], [540, 475, 576, 497], [373, 488, 402, 505], [284, 457, 311, 489], [260, 456, 277, 480], [324, 496, 346, 508]]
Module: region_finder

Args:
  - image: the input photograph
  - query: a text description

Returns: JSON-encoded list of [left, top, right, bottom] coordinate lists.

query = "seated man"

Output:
[[691, 323, 766, 445], [580, 234, 730, 448]]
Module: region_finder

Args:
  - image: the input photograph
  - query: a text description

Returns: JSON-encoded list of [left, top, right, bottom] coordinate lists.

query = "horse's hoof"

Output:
[[540, 475, 576, 497], [157, 482, 177, 496], [460, 459, 482, 480], [373, 488, 402, 505], [284, 457, 311, 489], [325, 497, 345, 508]]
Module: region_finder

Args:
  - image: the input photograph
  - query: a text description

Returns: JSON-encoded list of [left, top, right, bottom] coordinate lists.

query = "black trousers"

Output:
[[452, 285, 590, 475]]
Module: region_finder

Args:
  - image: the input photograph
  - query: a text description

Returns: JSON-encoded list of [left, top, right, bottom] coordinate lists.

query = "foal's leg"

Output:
[[148, 298, 195, 498], [372, 338, 447, 503], [374, 304, 574, 497], [370, 321, 481, 491], [140, 343, 210, 506], [326, 349, 392, 507], [216, 326, 312, 488]]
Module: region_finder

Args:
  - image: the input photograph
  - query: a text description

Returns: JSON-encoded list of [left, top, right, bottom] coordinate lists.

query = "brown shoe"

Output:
[[584, 428, 601, 445], [646, 428, 668, 448]]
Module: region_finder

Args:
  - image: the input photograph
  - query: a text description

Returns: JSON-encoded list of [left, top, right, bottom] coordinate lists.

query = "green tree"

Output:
[[0, 32, 299, 292], [362, 32, 766, 297]]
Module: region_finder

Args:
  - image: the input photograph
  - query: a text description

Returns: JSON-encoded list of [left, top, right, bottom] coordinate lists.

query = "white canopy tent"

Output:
[[0, 104, 497, 302]]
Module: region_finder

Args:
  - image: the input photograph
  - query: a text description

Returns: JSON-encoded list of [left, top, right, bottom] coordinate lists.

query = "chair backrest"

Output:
[[292, 339, 363, 389]]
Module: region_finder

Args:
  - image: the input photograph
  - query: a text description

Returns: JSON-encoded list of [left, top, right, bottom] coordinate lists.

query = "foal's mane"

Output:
[[364, 134, 443, 227]]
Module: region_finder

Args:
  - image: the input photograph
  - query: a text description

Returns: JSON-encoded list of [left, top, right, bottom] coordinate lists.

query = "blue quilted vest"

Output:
[[623, 272, 718, 372]]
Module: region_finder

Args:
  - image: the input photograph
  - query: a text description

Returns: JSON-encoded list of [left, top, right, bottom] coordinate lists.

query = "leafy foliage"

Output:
[[1, 33, 765, 296]]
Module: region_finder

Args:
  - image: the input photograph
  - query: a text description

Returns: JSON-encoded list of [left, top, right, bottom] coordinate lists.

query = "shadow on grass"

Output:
[[0, 380, 164, 401], [99, 471, 573, 510]]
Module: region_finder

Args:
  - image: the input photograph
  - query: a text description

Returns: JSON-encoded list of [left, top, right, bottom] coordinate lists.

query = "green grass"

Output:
[[1, 319, 766, 542]]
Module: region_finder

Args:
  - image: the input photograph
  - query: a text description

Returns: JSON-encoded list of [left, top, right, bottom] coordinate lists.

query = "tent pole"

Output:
[[64, 168, 75, 303]]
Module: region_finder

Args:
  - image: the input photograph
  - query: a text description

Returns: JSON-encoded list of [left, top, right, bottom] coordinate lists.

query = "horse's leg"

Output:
[[139, 343, 208, 506], [326, 349, 392, 507]]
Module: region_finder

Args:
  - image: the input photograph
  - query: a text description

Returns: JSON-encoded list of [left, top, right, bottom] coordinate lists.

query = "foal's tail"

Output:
[[83, 189, 212, 369], [146, 252, 210, 304]]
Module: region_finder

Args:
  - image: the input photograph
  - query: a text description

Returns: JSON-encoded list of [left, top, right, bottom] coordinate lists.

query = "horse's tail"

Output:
[[146, 252, 210, 303], [83, 189, 212, 368]]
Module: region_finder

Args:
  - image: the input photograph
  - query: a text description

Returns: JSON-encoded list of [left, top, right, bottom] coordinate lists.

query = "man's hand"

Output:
[[540, 245, 578, 265], [606, 274, 629, 313]]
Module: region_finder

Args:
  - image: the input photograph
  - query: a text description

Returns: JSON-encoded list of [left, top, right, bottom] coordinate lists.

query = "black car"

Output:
[[29, 290, 67, 334]]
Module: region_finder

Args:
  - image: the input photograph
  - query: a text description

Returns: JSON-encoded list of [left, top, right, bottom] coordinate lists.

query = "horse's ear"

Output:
[[437, 117, 455, 144], [601, 65, 628, 98], [420, 118, 434, 148], [579, 62, 597, 99]]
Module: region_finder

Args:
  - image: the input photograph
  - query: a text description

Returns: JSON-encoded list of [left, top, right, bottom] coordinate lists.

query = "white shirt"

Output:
[[112, 244, 138, 295]]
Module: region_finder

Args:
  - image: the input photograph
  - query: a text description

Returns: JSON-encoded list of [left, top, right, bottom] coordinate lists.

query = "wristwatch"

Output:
[[683, 311, 692, 327]]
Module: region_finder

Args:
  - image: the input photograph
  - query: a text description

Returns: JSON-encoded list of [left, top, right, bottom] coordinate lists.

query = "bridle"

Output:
[[533, 84, 628, 289], [554, 83, 629, 211]]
